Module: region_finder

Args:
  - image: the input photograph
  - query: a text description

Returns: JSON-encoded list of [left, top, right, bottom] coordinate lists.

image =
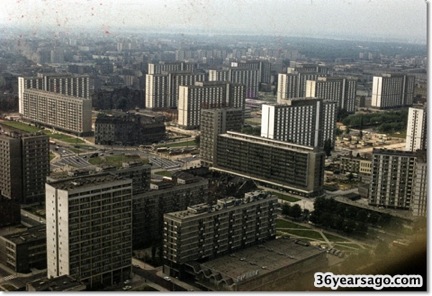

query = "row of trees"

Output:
[[281, 203, 309, 221], [341, 110, 408, 133]]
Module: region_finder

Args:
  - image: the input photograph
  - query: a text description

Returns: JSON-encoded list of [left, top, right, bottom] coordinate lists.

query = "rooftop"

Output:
[[189, 237, 325, 285], [27, 275, 86, 291], [47, 173, 130, 191], [3, 225, 45, 245]]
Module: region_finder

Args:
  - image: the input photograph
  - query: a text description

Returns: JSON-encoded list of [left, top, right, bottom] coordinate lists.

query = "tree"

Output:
[[289, 204, 302, 219], [194, 135, 200, 147], [323, 139, 333, 157], [282, 203, 291, 216]]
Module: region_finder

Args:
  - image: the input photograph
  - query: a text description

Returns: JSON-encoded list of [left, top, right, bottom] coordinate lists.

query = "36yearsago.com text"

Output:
[[314, 272, 423, 290]]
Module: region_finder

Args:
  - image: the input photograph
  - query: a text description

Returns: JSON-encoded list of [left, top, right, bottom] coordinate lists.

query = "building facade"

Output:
[[0, 226, 46, 273], [95, 112, 166, 145], [200, 108, 244, 165], [145, 70, 207, 109], [305, 77, 357, 113], [405, 106, 427, 152], [260, 98, 337, 148], [21, 89, 92, 135], [371, 74, 415, 109], [46, 174, 133, 288], [277, 70, 327, 103], [177, 82, 245, 129], [412, 150, 427, 217], [163, 191, 277, 272], [209, 67, 259, 99], [0, 131, 49, 204], [18, 73, 90, 114], [368, 149, 416, 210], [133, 176, 208, 248], [213, 132, 325, 197]]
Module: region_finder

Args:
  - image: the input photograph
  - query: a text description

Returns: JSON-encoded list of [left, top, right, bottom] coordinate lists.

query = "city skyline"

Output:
[[0, 0, 426, 44]]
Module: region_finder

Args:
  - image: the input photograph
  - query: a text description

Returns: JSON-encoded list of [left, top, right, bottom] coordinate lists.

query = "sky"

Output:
[[0, 0, 427, 42]]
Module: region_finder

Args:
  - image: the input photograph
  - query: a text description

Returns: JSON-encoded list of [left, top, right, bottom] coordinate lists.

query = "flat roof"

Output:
[[3, 225, 45, 245], [192, 238, 325, 284], [28, 275, 86, 291], [47, 173, 130, 191]]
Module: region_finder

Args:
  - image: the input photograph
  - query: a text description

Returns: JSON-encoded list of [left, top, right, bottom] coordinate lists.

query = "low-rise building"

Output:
[[183, 237, 327, 291], [95, 112, 166, 145], [27, 275, 86, 291], [0, 225, 46, 273]]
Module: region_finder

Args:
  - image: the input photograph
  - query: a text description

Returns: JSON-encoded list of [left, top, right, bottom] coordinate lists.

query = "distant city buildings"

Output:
[[94, 112, 166, 145], [305, 76, 357, 113], [209, 65, 259, 98], [200, 107, 244, 165], [261, 98, 337, 148], [371, 73, 415, 109], [46, 174, 133, 288], [0, 131, 49, 204], [213, 132, 325, 197], [277, 65, 328, 102], [177, 81, 245, 129], [145, 69, 207, 109], [405, 106, 427, 151]]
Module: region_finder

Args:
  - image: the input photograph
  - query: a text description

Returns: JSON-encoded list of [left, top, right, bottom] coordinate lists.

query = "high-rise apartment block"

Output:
[[163, 191, 277, 267], [405, 106, 427, 152], [200, 108, 244, 165], [147, 62, 198, 75], [412, 150, 427, 217], [305, 77, 357, 113], [18, 73, 90, 113], [0, 131, 49, 204], [177, 82, 245, 129], [46, 174, 133, 288], [277, 71, 328, 103], [261, 98, 337, 148], [213, 132, 325, 197], [371, 73, 415, 109], [21, 89, 92, 135], [209, 66, 259, 98], [145, 71, 207, 109], [368, 149, 416, 210]]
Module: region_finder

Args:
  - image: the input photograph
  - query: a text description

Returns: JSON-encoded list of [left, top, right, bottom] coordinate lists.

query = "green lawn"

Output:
[[1, 121, 85, 144], [271, 192, 301, 202], [50, 152, 56, 161], [322, 232, 349, 243], [285, 229, 325, 241], [155, 170, 173, 177], [333, 243, 361, 252], [1, 121, 42, 133], [276, 219, 309, 229]]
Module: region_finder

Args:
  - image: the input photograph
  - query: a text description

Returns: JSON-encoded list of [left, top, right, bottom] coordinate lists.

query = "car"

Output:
[[163, 276, 171, 281], [122, 286, 132, 291], [124, 280, 131, 284]]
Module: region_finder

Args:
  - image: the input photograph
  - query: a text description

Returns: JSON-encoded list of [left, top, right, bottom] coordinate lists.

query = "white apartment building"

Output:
[[177, 82, 245, 129], [305, 77, 357, 113], [261, 97, 337, 148], [406, 106, 427, 151], [22, 89, 92, 135], [277, 71, 327, 103], [46, 174, 133, 288], [371, 74, 415, 109]]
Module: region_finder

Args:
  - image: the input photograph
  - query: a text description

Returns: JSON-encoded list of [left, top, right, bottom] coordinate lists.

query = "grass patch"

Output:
[[323, 232, 349, 243], [333, 244, 361, 252], [285, 229, 325, 241], [271, 192, 301, 202], [1, 121, 42, 133], [276, 219, 309, 229], [155, 170, 173, 177], [50, 152, 56, 161], [46, 132, 85, 144]]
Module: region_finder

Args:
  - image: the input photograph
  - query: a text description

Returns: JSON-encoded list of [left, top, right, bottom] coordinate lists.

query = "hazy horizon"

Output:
[[0, 0, 427, 44]]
